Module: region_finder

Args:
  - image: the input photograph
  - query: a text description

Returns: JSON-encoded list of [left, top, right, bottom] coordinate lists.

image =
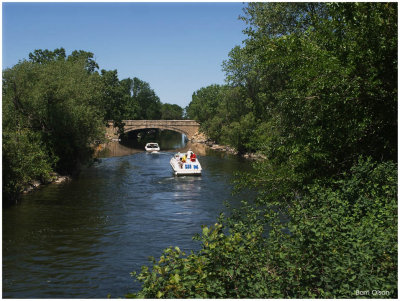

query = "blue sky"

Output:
[[2, 1, 247, 108]]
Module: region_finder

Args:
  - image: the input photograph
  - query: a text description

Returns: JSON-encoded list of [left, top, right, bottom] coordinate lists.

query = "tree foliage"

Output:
[[186, 2, 397, 177], [3, 54, 105, 176], [161, 103, 183, 120], [2, 129, 54, 202], [3, 48, 177, 204]]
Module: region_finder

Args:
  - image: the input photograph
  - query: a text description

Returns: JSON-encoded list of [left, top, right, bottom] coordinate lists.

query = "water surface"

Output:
[[2, 133, 253, 298]]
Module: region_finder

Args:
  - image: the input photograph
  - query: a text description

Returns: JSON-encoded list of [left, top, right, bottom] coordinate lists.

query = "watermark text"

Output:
[[355, 290, 391, 296]]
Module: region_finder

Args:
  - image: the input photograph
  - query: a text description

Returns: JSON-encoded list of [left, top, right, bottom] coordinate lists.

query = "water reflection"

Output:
[[96, 142, 141, 158]]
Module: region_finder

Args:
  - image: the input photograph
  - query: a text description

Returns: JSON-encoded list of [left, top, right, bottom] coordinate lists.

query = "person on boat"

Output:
[[190, 152, 196, 162], [182, 154, 187, 163]]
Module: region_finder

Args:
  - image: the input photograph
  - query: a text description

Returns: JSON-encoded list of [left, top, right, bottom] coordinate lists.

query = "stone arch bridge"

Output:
[[106, 120, 201, 140]]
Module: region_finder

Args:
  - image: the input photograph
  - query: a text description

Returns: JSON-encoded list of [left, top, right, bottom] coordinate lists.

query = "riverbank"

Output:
[[207, 142, 266, 160], [22, 172, 71, 194], [190, 132, 266, 160]]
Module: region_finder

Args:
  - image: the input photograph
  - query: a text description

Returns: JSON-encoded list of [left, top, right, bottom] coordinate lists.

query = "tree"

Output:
[[185, 84, 222, 122], [3, 51, 106, 178], [120, 78, 140, 120], [161, 103, 183, 120], [67, 50, 99, 73], [2, 128, 54, 203], [100, 69, 127, 122], [208, 2, 397, 182], [131, 77, 162, 120], [2, 47, 168, 204], [222, 46, 262, 115], [28, 47, 66, 64]]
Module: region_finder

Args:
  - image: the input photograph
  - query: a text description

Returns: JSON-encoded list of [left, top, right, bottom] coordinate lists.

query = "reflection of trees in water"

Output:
[[176, 142, 208, 157], [97, 141, 209, 159], [96, 142, 142, 158]]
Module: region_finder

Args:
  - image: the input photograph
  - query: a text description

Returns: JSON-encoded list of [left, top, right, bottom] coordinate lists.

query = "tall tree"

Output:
[[67, 50, 99, 73], [161, 103, 183, 120], [120, 78, 140, 120], [3, 51, 106, 177], [28, 47, 66, 64], [131, 77, 162, 120], [185, 84, 222, 123]]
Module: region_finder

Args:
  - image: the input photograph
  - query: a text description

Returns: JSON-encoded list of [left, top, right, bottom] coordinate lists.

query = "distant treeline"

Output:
[[133, 2, 398, 298], [2, 48, 183, 204]]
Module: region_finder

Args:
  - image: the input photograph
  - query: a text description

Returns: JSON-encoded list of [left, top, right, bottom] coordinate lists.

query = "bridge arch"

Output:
[[124, 125, 190, 137], [106, 120, 200, 141]]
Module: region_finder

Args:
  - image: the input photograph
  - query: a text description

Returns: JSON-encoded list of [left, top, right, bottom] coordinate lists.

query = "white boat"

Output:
[[145, 142, 160, 152], [170, 150, 202, 176]]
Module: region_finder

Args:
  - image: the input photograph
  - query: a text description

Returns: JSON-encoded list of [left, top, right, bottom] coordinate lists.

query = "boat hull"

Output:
[[170, 157, 202, 176]]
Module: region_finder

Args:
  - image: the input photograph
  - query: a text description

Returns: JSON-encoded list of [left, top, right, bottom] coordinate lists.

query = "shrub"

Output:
[[130, 158, 397, 298]]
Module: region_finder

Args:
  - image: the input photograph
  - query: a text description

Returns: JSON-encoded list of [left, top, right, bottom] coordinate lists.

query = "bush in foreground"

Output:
[[129, 159, 397, 298]]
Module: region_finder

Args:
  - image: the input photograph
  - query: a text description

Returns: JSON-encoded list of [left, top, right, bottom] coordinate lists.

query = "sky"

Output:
[[2, 1, 247, 108]]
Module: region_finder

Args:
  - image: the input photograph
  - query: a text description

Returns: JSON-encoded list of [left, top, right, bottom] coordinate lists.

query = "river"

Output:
[[2, 131, 254, 298]]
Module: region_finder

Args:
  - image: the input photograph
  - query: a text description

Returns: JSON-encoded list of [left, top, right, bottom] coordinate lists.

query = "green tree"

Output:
[[132, 77, 162, 120], [28, 47, 66, 64], [161, 103, 183, 120], [185, 84, 222, 123], [120, 78, 140, 120], [100, 69, 128, 122], [216, 2, 398, 186], [2, 47, 167, 204], [2, 129, 54, 203], [3, 51, 106, 177], [67, 50, 99, 73], [239, 2, 397, 171], [222, 46, 263, 117], [221, 112, 257, 153]]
